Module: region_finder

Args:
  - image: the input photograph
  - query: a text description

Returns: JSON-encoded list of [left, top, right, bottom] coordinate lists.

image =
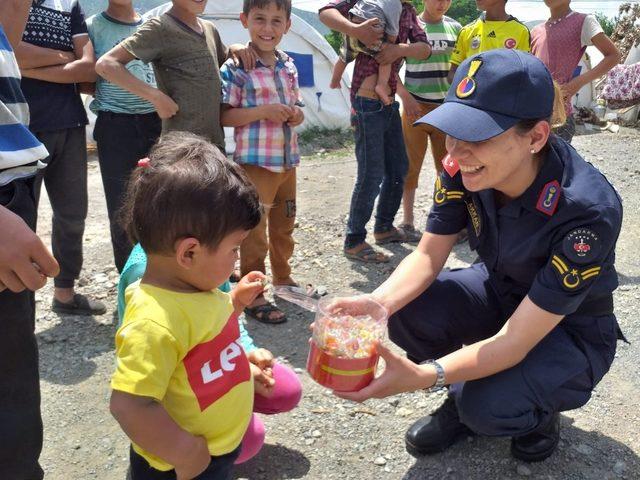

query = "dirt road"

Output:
[[34, 129, 640, 479]]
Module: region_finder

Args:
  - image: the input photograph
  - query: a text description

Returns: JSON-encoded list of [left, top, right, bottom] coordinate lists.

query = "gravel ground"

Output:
[[34, 127, 640, 479]]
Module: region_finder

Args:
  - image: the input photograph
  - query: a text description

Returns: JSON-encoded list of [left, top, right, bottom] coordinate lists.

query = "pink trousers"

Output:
[[235, 362, 302, 464]]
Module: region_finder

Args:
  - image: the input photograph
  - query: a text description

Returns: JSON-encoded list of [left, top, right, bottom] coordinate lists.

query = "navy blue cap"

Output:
[[416, 49, 554, 142]]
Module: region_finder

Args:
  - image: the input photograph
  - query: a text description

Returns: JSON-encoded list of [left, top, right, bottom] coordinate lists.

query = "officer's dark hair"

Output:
[[243, 0, 292, 19], [514, 81, 566, 148], [120, 132, 262, 255]]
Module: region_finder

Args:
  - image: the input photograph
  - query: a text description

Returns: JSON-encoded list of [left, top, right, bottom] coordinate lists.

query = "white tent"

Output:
[[144, 1, 352, 150]]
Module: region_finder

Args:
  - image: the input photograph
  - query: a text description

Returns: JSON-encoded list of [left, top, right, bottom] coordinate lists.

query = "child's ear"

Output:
[[285, 18, 292, 34], [175, 237, 200, 269], [240, 12, 249, 28]]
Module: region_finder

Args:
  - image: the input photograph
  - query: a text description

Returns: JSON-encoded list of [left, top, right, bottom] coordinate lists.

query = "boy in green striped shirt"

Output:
[[396, 0, 460, 239]]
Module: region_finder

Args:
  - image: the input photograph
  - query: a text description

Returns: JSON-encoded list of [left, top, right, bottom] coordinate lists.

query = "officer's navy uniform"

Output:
[[389, 136, 623, 438]]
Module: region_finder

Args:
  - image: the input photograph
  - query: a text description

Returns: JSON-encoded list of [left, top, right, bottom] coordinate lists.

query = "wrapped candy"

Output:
[[307, 296, 388, 392]]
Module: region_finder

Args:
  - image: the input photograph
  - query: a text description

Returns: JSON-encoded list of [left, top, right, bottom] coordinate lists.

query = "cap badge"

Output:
[[456, 59, 482, 99]]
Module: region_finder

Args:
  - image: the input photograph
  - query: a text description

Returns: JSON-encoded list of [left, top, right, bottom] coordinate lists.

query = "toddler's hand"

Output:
[[261, 104, 294, 123], [151, 90, 179, 119], [287, 106, 305, 127], [175, 435, 210, 480], [231, 271, 266, 311], [248, 348, 275, 370], [250, 363, 275, 398]]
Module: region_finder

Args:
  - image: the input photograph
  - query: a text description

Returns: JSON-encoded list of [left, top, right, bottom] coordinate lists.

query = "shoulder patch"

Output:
[[562, 228, 601, 264], [536, 180, 561, 216], [442, 154, 460, 177], [551, 254, 601, 291]]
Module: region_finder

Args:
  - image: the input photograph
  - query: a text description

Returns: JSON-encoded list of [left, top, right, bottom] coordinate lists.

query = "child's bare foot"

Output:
[[375, 84, 393, 105]]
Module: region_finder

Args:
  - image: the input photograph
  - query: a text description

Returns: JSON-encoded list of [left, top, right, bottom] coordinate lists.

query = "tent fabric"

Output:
[[144, 1, 352, 152]]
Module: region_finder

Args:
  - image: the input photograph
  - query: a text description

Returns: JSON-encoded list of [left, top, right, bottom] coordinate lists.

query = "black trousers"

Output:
[[33, 127, 87, 288], [129, 445, 239, 480], [94, 111, 161, 272], [389, 263, 618, 438], [0, 178, 44, 480]]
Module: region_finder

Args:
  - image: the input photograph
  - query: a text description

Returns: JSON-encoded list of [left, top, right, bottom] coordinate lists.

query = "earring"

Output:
[[530, 149, 536, 154]]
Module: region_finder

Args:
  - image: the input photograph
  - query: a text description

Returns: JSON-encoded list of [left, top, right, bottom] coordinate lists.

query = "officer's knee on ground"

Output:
[[457, 379, 540, 437]]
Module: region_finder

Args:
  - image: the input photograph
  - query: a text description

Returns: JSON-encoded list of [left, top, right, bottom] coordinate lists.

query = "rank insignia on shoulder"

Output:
[[562, 228, 601, 264], [434, 177, 464, 205], [551, 254, 601, 291], [442, 154, 460, 177], [536, 180, 561, 216]]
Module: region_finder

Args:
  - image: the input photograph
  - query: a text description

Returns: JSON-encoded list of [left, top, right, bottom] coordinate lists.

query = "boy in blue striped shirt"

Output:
[[0, 1, 59, 478]]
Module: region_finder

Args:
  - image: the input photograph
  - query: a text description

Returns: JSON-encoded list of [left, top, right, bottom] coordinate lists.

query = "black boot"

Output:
[[511, 413, 560, 462], [405, 396, 472, 457]]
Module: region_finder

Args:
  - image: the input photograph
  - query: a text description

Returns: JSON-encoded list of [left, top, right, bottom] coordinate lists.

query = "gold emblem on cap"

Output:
[[456, 59, 483, 99]]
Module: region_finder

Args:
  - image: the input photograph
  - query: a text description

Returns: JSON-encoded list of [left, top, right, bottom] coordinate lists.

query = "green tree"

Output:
[[594, 12, 617, 37]]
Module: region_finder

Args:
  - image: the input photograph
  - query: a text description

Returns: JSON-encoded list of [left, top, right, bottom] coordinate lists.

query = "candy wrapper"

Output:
[[307, 296, 388, 392]]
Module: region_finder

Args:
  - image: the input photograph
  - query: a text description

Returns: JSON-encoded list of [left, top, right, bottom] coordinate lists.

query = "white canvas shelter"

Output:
[[143, 1, 352, 150]]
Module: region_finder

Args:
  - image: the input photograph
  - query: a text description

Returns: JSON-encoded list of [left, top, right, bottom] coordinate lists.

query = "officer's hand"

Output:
[[333, 343, 435, 402], [0, 205, 59, 293]]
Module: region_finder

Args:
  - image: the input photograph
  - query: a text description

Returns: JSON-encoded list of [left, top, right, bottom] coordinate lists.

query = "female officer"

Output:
[[335, 49, 624, 463]]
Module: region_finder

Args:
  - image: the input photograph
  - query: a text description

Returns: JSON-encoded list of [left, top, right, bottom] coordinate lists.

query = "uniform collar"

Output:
[[501, 137, 566, 219]]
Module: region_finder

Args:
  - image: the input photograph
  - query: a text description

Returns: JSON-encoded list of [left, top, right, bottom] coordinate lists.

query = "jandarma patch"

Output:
[[465, 198, 482, 236], [434, 177, 464, 205], [536, 180, 561, 216], [551, 255, 601, 291], [562, 228, 601, 264]]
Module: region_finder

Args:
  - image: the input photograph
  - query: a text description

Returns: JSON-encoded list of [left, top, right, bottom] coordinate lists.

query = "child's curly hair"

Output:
[[120, 132, 262, 254]]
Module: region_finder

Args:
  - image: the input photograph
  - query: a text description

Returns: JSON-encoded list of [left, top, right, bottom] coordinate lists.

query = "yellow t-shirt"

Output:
[[450, 15, 530, 66], [112, 283, 253, 471]]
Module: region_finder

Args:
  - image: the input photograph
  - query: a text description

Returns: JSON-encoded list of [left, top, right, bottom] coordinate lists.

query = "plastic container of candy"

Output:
[[306, 296, 388, 392]]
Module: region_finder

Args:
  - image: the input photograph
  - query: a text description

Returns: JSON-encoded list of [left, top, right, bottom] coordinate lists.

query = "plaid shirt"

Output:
[[221, 51, 300, 172], [320, 0, 428, 103]]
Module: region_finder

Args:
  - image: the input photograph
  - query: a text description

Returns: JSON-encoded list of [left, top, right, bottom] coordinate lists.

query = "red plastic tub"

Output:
[[306, 340, 379, 392]]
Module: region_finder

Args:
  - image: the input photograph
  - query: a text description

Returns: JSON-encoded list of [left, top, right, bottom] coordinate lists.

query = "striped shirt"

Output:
[[0, 26, 48, 186], [87, 12, 156, 114], [220, 52, 300, 172], [405, 15, 461, 103]]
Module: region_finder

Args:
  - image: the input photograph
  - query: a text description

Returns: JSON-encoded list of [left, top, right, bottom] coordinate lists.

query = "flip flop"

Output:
[[374, 227, 409, 245], [344, 246, 390, 264], [397, 224, 423, 243], [244, 302, 287, 324]]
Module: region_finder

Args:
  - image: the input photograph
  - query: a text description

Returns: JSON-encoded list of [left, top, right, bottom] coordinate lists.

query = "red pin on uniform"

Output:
[[442, 154, 460, 177]]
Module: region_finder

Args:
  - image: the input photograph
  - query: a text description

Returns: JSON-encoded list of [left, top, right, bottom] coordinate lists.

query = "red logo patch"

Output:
[[535, 180, 561, 216], [504, 38, 516, 49], [442, 154, 460, 177], [183, 313, 251, 411]]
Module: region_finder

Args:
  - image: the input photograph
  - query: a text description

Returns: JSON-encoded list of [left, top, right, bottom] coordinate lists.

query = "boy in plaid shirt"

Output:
[[221, 0, 304, 324]]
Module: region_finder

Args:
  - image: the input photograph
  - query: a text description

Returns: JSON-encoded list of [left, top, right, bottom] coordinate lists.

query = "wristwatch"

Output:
[[421, 359, 446, 391]]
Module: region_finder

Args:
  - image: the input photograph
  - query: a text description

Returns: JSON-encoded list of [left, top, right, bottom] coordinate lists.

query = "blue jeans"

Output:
[[345, 97, 408, 249]]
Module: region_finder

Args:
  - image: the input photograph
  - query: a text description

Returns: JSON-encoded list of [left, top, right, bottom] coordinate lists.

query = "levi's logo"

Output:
[[183, 312, 251, 411]]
